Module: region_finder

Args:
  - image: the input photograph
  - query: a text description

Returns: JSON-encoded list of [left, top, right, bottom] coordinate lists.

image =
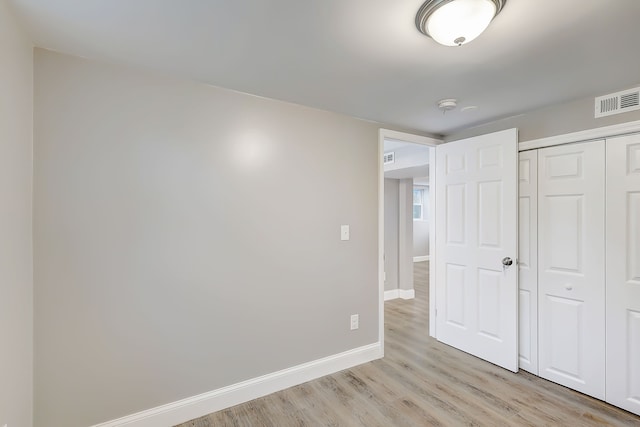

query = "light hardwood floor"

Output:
[[177, 262, 640, 426]]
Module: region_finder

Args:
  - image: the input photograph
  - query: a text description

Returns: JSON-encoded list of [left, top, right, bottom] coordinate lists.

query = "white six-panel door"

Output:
[[606, 133, 640, 415], [435, 129, 518, 372], [518, 151, 538, 375], [537, 140, 606, 399]]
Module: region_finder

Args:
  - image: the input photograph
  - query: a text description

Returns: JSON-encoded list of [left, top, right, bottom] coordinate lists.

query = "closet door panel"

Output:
[[538, 140, 605, 400], [518, 151, 538, 374], [606, 134, 640, 415]]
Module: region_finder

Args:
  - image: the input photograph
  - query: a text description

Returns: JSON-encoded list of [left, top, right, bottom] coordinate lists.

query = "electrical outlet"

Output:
[[350, 314, 359, 330]]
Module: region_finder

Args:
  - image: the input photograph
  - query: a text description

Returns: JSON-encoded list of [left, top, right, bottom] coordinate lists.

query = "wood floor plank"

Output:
[[176, 262, 640, 426]]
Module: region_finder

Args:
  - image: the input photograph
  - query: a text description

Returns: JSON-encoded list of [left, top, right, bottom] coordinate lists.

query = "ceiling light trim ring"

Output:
[[415, 0, 506, 39]]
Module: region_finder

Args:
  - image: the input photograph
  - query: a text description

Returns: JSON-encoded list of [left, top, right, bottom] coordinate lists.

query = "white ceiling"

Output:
[[10, 0, 640, 136], [385, 164, 430, 180], [384, 139, 422, 151]]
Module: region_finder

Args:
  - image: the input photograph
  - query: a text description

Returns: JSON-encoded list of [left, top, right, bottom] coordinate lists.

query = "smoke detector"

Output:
[[438, 99, 457, 113]]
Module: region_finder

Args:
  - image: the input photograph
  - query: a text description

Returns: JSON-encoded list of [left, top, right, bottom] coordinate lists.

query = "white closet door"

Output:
[[518, 151, 538, 374], [435, 129, 518, 372], [606, 134, 640, 415], [538, 140, 605, 399]]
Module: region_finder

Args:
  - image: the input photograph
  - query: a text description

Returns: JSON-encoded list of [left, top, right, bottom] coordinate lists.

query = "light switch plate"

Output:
[[341, 225, 350, 241]]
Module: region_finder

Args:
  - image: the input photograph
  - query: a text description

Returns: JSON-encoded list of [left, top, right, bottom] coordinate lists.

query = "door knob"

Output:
[[502, 257, 513, 267]]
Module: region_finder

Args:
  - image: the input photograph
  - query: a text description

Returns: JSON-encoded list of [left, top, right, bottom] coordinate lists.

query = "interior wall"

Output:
[[383, 144, 430, 173], [0, 1, 34, 427], [397, 179, 414, 291], [445, 85, 640, 143], [383, 178, 399, 292], [383, 178, 415, 292], [413, 185, 429, 258], [33, 49, 379, 427]]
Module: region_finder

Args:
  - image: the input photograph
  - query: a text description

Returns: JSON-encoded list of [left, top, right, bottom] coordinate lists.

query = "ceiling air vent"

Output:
[[383, 152, 395, 165], [595, 87, 640, 118]]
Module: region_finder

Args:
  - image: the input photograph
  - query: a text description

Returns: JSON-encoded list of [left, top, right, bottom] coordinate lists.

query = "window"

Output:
[[413, 188, 423, 220]]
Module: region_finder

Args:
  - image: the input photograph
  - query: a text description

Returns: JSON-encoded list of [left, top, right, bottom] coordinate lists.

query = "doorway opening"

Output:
[[378, 129, 438, 353]]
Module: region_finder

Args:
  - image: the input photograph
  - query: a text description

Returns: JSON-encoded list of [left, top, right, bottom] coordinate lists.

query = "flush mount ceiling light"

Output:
[[416, 0, 506, 46]]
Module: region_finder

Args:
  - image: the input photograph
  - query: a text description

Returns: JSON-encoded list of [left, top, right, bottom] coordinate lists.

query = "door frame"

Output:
[[378, 129, 441, 352], [518, 119, 640, 151]]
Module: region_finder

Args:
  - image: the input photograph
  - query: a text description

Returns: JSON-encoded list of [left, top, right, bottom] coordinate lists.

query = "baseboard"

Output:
[[91, 342, 382, 427], [384, 289, 415, 301], [384, 289, 399, 301], [399, 289, 415, 299], [413, 256, 429, 262]]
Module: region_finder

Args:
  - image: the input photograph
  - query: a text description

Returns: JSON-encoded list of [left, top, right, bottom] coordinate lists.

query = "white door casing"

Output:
[[518, 151, 538, 375], [606, 134, 640, 415], [435, 128, 518, 372], [537, 140, 605, 400]]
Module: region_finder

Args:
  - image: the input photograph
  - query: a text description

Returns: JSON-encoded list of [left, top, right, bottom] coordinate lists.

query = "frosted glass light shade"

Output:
[[425, 0, 497, 46]]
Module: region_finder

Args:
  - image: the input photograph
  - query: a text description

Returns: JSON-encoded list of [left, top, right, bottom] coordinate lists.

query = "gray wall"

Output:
[[383, 144, 430, 174], [383, 179, 399, 291], [446, 87, 640, 143], [34, 49, 379, 427], [0, 2, 33, 427], [383, 178, 414, 292], [397, 179, 414, 291], [413, 185, 429, 258]]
